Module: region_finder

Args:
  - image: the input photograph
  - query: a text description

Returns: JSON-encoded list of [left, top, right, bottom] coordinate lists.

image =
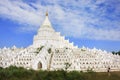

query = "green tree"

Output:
[[48, 48, 52, 54]]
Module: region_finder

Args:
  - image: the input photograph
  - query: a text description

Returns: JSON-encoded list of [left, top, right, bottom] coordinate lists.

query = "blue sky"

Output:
[[0, 0, 120, 52]]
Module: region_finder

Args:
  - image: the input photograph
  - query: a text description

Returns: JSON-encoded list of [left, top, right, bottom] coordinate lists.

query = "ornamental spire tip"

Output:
[[46, 11, 48, 16]]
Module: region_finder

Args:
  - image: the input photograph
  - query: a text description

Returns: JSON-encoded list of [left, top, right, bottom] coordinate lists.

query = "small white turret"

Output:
[[12, 45, 17, 49]]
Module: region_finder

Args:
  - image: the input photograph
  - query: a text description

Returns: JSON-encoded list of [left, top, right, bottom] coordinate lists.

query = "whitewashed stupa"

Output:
[[0, 12, 120, 72]]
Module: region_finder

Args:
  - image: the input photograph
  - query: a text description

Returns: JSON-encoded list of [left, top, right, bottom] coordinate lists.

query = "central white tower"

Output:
[[33, 12, 77, 48]]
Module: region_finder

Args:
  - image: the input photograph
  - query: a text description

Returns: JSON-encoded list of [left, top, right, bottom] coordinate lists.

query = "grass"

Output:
[[0, 66, 120, 80]]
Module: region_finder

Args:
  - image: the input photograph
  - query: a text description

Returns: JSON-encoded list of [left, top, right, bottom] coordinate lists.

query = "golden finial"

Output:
[[46, 8, 48, 16], [46, 11, 48, 16]]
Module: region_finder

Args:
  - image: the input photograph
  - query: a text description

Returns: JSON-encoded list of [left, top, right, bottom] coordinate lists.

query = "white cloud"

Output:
[[0, 0, 44, 30], [0, 0, 120, 41]]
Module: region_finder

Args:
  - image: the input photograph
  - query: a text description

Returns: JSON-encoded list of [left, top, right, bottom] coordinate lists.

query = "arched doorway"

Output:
[[38, 62, 42, 69]]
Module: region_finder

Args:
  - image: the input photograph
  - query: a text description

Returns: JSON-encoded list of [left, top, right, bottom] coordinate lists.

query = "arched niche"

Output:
[[38, 62, 42, 69]]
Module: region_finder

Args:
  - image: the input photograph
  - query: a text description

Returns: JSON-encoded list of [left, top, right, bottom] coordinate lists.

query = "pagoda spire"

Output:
[[46, 11, 48, 16], [42, 11, 51, 26], [39, 11, 53, 29]]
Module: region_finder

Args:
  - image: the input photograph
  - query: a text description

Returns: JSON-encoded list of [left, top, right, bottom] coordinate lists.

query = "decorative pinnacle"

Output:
[[46, 11, 48, 16]]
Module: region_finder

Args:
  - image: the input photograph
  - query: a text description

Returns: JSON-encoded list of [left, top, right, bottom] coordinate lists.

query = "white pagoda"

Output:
[[33, 12, 76, 48], [0, 12, 120, 72]]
